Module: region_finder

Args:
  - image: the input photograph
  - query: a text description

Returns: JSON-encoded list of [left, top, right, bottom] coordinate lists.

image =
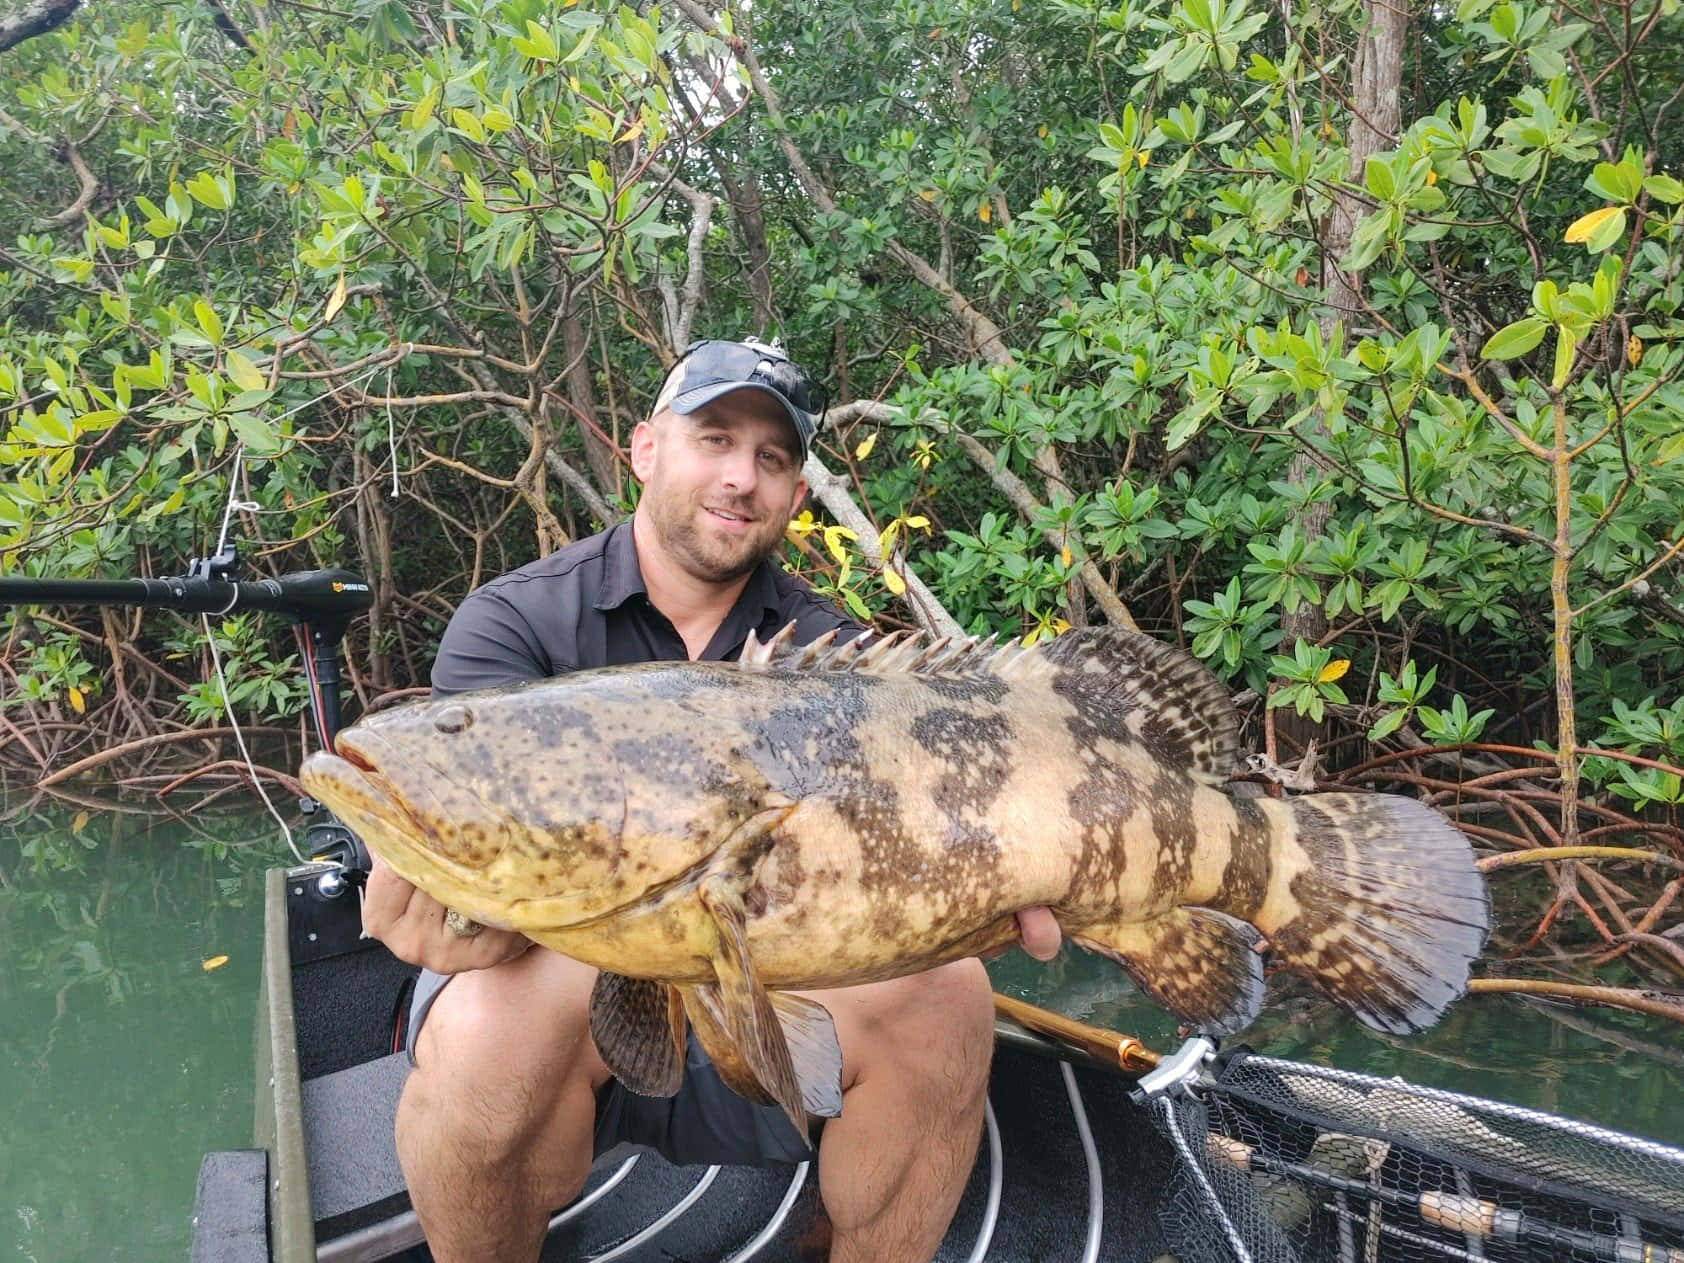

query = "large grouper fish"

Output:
[[300, 625, 1488, 1132]]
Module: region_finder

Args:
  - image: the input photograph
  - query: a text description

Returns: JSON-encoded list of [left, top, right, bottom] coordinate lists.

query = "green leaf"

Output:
[[1643, 173, 1684, 204], [451, 108, 486, 143], [226, 410, 280, 454], [1363, 156, 1397, 201], [1551, 325, 1577, 389], [194, 300, 224, 347], [185, 170, 229, 211], [1480, 317, 1547, 360], [513, 19, 560, 61]]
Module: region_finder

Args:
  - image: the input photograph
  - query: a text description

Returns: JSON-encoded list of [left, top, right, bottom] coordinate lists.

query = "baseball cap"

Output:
[[652, 337, 828, 463]]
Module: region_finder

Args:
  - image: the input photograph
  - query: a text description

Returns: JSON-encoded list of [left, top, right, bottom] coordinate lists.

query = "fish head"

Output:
[[298, 683, 638, 928]]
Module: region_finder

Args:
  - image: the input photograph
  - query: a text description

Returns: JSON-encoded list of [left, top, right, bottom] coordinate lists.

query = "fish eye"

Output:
[[434, 705, 473, 734]]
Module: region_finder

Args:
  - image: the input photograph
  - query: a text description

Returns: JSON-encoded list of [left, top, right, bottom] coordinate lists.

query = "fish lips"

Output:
[[301, 731, 508, 875]]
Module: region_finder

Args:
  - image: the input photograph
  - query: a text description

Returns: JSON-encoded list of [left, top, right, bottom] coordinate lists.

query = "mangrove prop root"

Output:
[[1468, 978, 1684, 1025]]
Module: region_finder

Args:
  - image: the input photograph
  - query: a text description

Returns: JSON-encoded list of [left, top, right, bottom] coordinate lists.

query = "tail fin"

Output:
[[1264, 793, 1489, 1034]]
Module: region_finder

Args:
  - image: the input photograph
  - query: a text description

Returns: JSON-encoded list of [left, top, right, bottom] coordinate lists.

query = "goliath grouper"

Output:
[[300, 626, 1488, 1132]]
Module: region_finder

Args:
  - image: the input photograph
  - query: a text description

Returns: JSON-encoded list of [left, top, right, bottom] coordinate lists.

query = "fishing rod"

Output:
[[1, 546, 374, 872], [993, 991, 1161, 1074]]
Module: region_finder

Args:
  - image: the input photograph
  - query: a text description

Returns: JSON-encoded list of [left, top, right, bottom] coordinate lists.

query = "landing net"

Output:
[[1147, 1048, 1684, 1263]]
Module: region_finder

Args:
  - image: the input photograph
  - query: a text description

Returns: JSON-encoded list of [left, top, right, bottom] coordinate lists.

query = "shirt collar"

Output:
[[592, 520, 785, 629], [593, 521, 648, 612]]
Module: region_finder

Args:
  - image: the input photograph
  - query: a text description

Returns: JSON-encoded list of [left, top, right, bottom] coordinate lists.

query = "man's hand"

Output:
[[1015, 906, 1062, 961], [362, 855, 531, 973]]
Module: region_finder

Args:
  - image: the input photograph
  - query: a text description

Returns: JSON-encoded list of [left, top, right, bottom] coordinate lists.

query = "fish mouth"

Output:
[[303, 735, 495, 876]]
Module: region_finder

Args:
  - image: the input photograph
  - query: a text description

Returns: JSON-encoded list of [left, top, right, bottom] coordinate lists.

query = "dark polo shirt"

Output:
[[431, 521, 859, 694]]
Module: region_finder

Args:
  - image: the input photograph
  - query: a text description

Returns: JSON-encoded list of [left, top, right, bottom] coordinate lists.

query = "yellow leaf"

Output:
[[614, 117, 645, 145], [1136, 150, 1149, 169], [202, 955, 230, 972], [854, 432, 878, 460], [1318, 658, 1351, 683], [823, 524, 857, 562], [919, 188, 939, 201], [978, 201, 992, 224], [882, 567, 907, 595], [904, 515, 930, 530], [1564, 205, 1621, 244], [67, 685, 86, 715], [1060, 544, 1073, 567], [71, 810, 90, 834], [225, 349, 267, 392], [1627, 334, 1643, 368], [786, 508, 817, 537], [324, 272, 347, 323], [1425, 168, 1438, 186]]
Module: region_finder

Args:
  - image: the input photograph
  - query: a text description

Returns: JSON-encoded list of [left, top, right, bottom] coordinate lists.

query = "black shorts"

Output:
[[406, 969, 815, 1168]]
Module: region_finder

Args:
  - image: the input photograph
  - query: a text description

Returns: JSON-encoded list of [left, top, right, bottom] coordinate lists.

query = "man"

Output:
[[363, 337, 1062, 1262]]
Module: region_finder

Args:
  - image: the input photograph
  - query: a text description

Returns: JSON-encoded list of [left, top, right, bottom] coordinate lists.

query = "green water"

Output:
[[2, 802, 1682, 1263], [1, 800, 278, 1263]]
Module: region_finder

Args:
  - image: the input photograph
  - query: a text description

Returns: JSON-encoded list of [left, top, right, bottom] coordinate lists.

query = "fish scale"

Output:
[[300, 624, 1489, 1134]]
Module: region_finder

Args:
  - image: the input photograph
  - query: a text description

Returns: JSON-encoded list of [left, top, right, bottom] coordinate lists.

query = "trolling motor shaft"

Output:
[[0, 568, 372, 622]]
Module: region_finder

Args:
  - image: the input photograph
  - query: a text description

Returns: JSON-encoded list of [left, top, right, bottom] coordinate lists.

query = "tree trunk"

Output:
[[1278, 0, 1409, 757], [0, 0, 80, 54], [563, 303, 619, 497]]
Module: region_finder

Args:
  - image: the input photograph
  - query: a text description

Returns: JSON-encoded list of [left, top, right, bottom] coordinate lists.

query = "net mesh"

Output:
[[1148, 1049, 1684, 1263]]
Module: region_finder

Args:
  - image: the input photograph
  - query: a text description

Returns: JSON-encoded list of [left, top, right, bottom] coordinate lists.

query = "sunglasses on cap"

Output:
[[657, 338, 828, 462]]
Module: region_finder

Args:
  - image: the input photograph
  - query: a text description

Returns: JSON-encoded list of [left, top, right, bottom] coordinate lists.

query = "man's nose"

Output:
[[718, 447, 759, 492]]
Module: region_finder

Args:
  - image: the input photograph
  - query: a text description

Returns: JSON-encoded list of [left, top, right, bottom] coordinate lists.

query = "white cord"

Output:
[[203, 460, 306, 862], [385, 355, 400, 498], [202, 610, 305, 863]]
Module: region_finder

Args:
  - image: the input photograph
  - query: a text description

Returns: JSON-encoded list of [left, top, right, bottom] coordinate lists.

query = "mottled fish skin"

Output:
[[300, 627, 1487, 1036]]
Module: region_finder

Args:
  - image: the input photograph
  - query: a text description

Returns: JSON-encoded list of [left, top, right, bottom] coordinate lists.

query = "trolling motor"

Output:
[[0, 548, 376, 884]]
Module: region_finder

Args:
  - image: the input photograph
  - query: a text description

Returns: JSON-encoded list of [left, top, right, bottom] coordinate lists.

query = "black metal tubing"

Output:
[[0, 570, 373, 622], [1, 568, 373, 748]]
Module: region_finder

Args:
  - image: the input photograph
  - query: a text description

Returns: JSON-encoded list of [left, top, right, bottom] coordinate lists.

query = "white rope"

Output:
[[202, 609, 305, 863], [202, 455, 306, 862], [384, 345, 412, 498]]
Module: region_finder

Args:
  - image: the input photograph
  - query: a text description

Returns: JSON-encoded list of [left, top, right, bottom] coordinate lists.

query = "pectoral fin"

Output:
[[1076, 907, 1265, 1036], [588, 972, 687, 1098], [769, 992, 843, 1118], [689, 880, 839, 1131]]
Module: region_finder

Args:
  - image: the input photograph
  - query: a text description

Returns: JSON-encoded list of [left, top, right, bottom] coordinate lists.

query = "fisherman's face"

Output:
[[631, 391, 807, 585]]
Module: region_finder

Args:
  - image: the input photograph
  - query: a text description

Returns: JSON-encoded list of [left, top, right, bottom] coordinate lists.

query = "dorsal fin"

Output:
[[738, 624, 1052, 681], [740, 625, 1243, 781], [1038, 627, 1242, 785]]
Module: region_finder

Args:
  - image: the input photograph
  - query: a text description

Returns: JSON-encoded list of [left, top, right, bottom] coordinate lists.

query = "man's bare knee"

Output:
[[820, 959, 994, 1099], [402, 949, 607, 1168]]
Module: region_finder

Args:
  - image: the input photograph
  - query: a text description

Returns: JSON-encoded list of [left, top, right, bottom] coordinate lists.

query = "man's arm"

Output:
[[430, 588, 560, 696]]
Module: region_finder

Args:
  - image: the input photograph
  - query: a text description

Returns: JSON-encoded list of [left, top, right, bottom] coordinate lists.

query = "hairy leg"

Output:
[[807, 959, 995, 1263], [396, 948, 611, 1263]]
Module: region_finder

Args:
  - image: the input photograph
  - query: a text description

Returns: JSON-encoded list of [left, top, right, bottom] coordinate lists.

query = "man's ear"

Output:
[[629, 418, 658, 482], [788, 476, 809, 517]]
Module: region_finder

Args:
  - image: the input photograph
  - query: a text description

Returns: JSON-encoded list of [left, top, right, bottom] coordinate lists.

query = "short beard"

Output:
[[646, 493, 782, 584]]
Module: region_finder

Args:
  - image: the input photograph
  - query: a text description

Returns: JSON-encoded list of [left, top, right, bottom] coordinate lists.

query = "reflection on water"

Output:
[[2, 799, 1681, 1263], [989, 947, 1684, 1146], [0, 798, 281, 1263]]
